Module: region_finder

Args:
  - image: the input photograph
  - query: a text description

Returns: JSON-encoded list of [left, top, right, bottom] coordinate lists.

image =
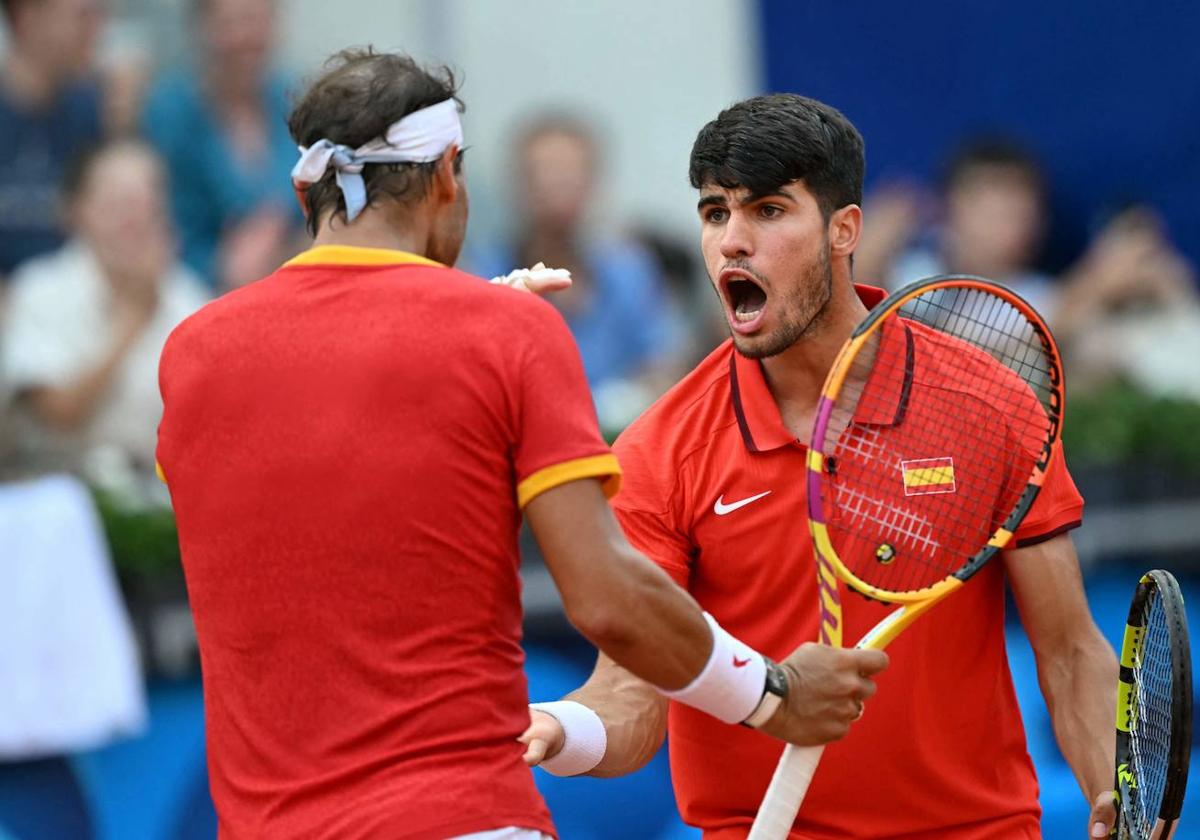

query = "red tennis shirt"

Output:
[[157, 245, 620, 840], [613, 284, 1083, 840]]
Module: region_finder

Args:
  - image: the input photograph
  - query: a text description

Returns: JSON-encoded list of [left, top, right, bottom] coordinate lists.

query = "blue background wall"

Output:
[[759, 1, 1200, 272]]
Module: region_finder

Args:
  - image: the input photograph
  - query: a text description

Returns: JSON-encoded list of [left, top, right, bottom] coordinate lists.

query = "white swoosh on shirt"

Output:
[[713, 491, 772, 515]]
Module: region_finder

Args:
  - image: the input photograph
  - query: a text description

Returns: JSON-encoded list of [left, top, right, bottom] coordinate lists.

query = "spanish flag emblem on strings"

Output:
[[901, 457, 956, 496]]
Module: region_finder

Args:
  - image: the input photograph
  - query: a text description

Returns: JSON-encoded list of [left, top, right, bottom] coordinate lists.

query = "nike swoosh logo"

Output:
[[714, 491, 772, 515], [733, 656, 751, 668]]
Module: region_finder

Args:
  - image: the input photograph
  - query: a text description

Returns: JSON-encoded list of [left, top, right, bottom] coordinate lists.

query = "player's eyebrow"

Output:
[[697, 187, 797, 213]]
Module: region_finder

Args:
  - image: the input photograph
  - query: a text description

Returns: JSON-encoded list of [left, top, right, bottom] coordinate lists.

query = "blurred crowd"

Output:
[[1, 0, 1199, 835], [4, 0, 1198, 494]]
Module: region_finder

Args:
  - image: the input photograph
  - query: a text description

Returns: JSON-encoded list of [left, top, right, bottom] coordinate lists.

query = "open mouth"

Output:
[[720, 269, 768, 333]]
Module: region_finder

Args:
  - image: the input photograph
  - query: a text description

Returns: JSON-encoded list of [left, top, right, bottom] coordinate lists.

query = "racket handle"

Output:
[[746, 743, 825, 840]]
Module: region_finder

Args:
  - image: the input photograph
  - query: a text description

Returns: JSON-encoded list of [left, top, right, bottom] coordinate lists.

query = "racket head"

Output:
[[807, 275, 1064, 605], [1114, 569, 1192, 839]]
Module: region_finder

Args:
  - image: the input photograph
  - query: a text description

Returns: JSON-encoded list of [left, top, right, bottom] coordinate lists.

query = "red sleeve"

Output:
[[611, 422, 693, 587], [512, 299, 620, 508], [1012, 439, 1084, 547]]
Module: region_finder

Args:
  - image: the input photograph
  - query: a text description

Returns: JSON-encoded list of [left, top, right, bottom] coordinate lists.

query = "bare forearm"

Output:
[[529, 481, 713, 690], [565, 545, 712, 691], [1039, 634, 1119, 803], [566, 654, 668, 777]]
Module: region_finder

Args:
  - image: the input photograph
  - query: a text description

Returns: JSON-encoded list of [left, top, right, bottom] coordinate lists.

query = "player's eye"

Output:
[[759, 204, 783, 219], [703, 207, 729, 224]]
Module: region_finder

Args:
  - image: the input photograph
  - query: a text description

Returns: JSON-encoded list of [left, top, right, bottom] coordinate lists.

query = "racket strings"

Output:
[[1127, 592, 1175, 836], [907, 287, 1058, 413], [821, 286, 1057, 594]]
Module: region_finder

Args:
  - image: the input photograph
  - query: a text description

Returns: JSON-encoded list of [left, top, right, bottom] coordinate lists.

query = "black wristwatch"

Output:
[[742, 658, 789, 729]]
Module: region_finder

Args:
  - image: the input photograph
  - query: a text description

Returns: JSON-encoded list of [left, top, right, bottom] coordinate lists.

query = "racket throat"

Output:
[[856, 597, 945, 650]]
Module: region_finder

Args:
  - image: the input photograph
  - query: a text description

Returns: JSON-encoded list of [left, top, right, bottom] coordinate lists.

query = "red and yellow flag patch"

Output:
[[901, 457, 956, 496]]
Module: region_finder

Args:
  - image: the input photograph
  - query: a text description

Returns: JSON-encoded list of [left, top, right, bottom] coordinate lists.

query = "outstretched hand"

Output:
[[490, 262, 573, 296]]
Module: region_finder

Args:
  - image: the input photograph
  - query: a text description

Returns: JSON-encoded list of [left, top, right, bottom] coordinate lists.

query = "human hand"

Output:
[[1088, 789, 1117, 837], [756, 644, 888, 746], [219, 207, 292, 290], [518, 707, 565, 766], [490, 262, 573, 296]]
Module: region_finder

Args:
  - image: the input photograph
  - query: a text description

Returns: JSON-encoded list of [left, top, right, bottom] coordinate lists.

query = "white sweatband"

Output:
[[659, 613, 768, 725], [528, 700, 607, 777], [291, 99, 464, 221]]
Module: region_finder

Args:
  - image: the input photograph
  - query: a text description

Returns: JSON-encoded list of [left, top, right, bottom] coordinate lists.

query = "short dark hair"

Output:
[[514, 112, 598, 164], [941, 136, 1045, 197], [688, 93, 864, 219], [287, 48, 463, 235], [2, 0, 26, 25], [61, 137, 163, 202]]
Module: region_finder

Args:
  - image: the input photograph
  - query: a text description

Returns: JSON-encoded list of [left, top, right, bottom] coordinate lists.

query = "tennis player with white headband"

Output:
[[157, 48, 885, 839]]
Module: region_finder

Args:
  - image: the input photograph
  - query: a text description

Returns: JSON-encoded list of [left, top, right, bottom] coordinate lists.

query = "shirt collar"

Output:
[[729, 283, 892, 452], [282, 244, 444, 269]]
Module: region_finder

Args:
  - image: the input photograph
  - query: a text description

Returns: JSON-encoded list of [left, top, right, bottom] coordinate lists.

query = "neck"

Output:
[[312, 208, 433, 259], [2, 46, 61, 107], [760, 271, 867, 437]]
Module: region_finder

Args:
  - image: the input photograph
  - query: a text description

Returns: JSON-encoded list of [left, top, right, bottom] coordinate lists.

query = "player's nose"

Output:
[[719, 211, 754, 259]]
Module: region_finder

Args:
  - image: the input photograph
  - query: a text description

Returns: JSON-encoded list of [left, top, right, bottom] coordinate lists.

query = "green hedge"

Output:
[[1064, 383, 1200, 471], [94, 383, 1200, 584]]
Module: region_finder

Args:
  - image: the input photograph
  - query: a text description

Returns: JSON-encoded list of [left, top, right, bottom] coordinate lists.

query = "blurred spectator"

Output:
[[856, 137, 1057, 315], [1055, 207, 1200, 399], [0, 0, 106, 282], [141, 0, 302, 292], [469, 115, 687, 430], [632, 224, 728, 366], [1, 139, 208, 489]]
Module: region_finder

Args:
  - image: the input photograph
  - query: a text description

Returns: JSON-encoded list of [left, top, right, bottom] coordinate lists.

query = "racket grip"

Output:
[[746, 743, 825, 840]]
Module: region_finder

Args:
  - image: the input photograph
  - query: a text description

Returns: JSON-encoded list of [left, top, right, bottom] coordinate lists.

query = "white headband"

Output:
[[290, 98, 463, 221]]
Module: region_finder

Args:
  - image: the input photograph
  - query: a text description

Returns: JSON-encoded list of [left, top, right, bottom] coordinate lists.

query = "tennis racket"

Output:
[[1112, 569, 1192, 839], [748, 275, 1065, 839]]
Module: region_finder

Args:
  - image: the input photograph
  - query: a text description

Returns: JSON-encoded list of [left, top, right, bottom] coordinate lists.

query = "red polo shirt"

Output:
[[157, 245, 620, 839], [613, 284, 1082, 840]]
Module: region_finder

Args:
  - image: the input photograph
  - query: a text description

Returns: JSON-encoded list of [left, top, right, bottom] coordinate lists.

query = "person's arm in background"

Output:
[[1006, 533, 1119, 839], [22, 301, 153, 430], [847, 183, 926, 287], [522, 478, 888, 767]]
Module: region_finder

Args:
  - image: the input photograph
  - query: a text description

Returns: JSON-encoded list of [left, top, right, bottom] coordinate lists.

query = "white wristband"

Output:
[[528, 700, 607, 777], [659, 612, 768, 725]]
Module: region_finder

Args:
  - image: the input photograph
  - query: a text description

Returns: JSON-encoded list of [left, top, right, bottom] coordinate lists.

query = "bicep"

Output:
[[1006, 533, 1102, 654]]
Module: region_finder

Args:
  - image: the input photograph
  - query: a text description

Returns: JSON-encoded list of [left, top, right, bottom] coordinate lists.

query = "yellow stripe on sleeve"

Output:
[[517, 453, 623, 509], [155, 461, 167, 484]]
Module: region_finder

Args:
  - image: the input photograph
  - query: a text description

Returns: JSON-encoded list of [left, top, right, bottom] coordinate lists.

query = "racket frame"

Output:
[[748, 275, 1066, 840], [1113, 569, 1193, 839]]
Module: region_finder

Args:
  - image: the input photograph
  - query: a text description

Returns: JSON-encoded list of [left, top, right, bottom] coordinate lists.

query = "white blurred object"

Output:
[[0, 474, 147, 759], [489, 262, 572, 293], [1088, 307, 1200, 401], [593, 378, 656, 435]]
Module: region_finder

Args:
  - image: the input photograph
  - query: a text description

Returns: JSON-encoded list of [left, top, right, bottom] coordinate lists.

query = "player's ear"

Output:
[[431, 144, 461, 205], [828, 203, 862, 260]]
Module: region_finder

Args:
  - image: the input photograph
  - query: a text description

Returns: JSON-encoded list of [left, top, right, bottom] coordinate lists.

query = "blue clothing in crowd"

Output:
[[0, 81, 102, 278], [141, 71, 302, 288]]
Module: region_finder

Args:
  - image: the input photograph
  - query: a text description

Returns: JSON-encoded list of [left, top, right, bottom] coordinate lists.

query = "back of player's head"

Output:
[[287, 48, 463, 235], [688, 93, 864, 220]]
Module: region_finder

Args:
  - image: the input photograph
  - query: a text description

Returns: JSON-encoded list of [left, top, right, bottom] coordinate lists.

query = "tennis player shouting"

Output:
[[155, 52, 885, 840], [523, 94, 1121, 839]]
